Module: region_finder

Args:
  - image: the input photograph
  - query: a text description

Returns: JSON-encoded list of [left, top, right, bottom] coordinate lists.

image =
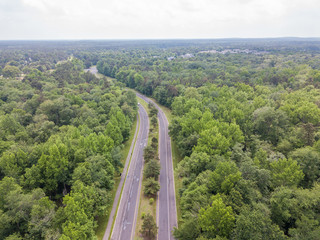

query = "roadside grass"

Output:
[[135, 97, 158, 239], [138, 98, 149, 114], [96, 117, 138, 240]]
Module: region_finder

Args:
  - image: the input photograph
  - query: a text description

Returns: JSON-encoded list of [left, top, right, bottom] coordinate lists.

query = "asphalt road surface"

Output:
[[110, 104, 149, 240], [136, 93, 177, 240]]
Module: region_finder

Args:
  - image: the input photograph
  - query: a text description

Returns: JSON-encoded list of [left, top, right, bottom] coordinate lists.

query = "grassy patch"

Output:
[[96, 117, 138, 240], [134, 182, 157, 240], [137, 98, 149, 114]]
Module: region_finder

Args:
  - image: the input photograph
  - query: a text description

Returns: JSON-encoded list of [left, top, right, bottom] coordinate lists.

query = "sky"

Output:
[[0, 0, 319, 40]]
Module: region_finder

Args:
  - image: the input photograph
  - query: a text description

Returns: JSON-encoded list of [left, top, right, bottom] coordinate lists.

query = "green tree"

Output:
[[173, 217, 201, 240], [0, 149, 28, 179], [177, 152, 212, 181], [180, 182, 211, 218], [140, 213, 158, 239], [270, 158, 304, 188], [270, 187, 298, 231], [233, 204, 287, 240], [105, 121, 123, 146], [198, 194, 235, 238], [209, 161, 242, 194], [289, 215, 320, 240], [28, 197, 56, 239], [24, 143, 69, 195], [144, 159, 160, 180], [60, 196, 95, 240], [72, 155, 114, 189], [144, 146, 157, 163], [195, 127, 230, 156], [143, 178, 160, 196], [5, 233, 23, 240], [253, 107, 289, 145], [290, 147, 320, 188]]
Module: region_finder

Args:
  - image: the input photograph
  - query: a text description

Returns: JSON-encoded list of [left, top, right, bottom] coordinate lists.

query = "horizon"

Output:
[[1, 37, 320, 41]]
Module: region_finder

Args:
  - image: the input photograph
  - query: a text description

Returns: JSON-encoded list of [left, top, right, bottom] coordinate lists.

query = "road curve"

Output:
[[110, 104, 149, 240], [136, 93, 178, 240]]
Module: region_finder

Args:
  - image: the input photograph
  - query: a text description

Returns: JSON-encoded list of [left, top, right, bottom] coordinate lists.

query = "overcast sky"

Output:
[[1, 0, 319, 40]]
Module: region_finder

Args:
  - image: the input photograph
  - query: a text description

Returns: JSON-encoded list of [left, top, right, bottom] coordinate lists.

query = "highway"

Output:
[[110, 104, 149, 240], [85, 67, 174, 240], [136, 93, 177, 240]]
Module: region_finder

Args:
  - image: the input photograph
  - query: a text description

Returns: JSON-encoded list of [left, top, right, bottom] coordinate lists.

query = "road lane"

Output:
[[136, 93, 177, 240], [110, 104, 149, 240]]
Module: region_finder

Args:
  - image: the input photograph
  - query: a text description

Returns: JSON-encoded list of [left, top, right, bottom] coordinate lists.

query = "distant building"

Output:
[[198, 49, 268, 55], [181, 53, 194, 59]]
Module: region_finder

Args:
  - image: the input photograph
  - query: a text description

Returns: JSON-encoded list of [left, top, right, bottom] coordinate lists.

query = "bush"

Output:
[[143, 178, 160, 196]]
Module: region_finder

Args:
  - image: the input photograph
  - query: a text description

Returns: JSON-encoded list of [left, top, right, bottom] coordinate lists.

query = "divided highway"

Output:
[[109, 104, 149, 240], [136, 93, 178, 240], [86, 67, 176, 239]]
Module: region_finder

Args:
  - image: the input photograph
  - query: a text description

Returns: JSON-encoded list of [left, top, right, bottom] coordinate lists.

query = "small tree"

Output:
[[149, 106, 158, 118], [151, 116, 158, 128], [143, 178, 160, 196], [270, 158, 304, 188], [199, 194, 235, 238], [144, 146, 156, 163], [151, 137, 158, 149], [144, 159, 160, 180], [148, 102, 154, 109], [140, 213, 158, 239]]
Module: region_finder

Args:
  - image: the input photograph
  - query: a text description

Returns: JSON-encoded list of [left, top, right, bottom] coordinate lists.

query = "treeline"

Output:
[[0, 57, 137, 239]]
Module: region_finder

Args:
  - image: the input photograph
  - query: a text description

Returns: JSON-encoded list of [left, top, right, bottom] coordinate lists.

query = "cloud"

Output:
[[0, 0, 319, 39]]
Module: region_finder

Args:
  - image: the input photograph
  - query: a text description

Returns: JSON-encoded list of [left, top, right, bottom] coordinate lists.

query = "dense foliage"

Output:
[[0, 53, 137, 239], [1, 39, 320, 240]]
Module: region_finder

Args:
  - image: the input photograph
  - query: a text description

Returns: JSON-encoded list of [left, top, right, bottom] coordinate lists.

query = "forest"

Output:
[[1, 39, 320, 239], [0, 45, 137, 239]]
